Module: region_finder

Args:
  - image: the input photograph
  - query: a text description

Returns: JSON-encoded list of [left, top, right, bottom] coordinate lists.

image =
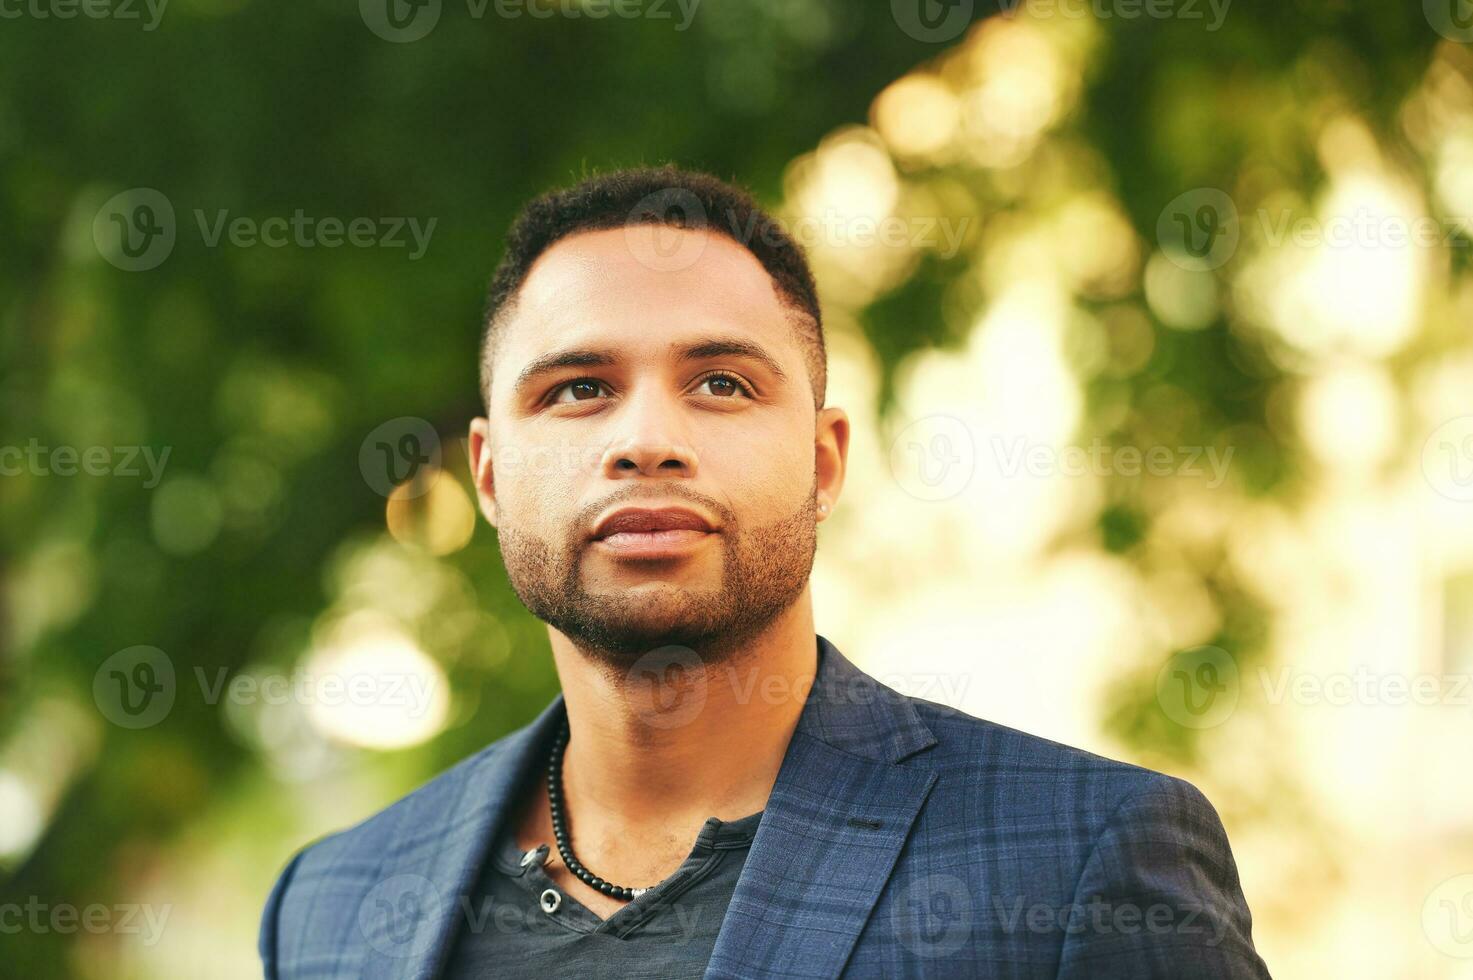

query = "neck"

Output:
[[548, 588, 818, 831]]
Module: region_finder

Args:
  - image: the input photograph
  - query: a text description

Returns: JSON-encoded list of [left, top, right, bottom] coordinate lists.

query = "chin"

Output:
[[588, 608, 723, 651]]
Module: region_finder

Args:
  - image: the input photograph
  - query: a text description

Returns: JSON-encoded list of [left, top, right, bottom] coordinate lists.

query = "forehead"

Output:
[[493, 225, 798, 379]]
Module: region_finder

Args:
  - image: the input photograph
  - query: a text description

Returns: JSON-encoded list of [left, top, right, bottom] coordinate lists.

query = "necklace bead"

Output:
[[546, 718, 648, 902]]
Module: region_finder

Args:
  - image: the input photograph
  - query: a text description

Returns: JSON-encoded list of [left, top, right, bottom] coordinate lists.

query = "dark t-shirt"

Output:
[[442, 808, 763, 979]]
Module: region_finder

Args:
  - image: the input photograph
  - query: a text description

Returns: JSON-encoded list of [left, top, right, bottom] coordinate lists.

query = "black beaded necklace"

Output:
[[546, 717, 651, 901]]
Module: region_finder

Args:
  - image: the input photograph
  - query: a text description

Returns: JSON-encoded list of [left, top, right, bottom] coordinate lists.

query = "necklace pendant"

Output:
[[630, 887, 648, 897]]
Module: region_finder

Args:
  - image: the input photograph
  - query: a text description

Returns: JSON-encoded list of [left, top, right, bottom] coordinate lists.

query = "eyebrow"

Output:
[[511, 336, 790, 398]]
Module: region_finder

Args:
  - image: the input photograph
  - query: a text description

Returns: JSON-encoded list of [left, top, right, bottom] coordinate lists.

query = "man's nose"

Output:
[[597, 391, 699, 478]]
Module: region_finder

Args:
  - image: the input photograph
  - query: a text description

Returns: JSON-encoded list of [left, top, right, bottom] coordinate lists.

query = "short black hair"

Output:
[[479, 165, 826, 412]]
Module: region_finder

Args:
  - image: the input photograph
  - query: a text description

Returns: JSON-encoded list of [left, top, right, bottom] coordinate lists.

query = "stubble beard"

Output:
[[495, 477, 818, 672]]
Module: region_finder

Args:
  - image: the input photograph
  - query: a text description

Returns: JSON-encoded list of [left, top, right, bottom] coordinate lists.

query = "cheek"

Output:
[[703, 433, 814, 508], [491, 447, 588, 531], [494, 437, 601, 492]]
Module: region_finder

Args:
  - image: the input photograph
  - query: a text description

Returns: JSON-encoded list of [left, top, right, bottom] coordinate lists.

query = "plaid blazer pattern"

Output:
[[260, 634, 1272, 978]]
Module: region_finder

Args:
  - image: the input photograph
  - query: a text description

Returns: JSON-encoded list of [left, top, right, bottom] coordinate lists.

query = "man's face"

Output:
[[469, 225, 847, 666]]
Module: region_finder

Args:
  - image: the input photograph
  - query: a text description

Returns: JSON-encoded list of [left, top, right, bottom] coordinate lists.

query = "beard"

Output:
[[494, 474, 818, 672]]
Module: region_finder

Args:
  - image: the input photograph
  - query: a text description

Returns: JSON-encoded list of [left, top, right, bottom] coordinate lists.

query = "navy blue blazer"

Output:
[[260, 634, 1272, 978]]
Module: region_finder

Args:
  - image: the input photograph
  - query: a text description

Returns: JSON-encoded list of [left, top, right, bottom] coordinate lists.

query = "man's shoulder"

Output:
[[864, 692, 1268, 977], [258, 717, 550, 976], [818, 637, 1208, 823], [890, 692, 1246, 916], [901, 692, 1219, 824]]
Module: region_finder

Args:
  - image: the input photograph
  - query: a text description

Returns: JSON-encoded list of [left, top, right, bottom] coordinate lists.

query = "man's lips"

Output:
[[590, 506, 718, 559], [591, 506, 716, 539], [595, 527, 712, 554]]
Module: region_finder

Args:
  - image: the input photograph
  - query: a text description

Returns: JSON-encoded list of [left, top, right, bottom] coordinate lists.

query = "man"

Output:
[[259, 166, 1272, 978]]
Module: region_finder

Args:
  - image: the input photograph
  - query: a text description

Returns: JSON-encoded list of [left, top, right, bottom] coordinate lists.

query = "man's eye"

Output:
[[549, 379, 610, 403], [546, 373, 753, 405], [693, 371, 754, 398]]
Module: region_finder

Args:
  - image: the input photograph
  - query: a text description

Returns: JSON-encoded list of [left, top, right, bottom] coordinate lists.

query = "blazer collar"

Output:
[[362, 633, 937, 979], [792, 633, 938, 764]]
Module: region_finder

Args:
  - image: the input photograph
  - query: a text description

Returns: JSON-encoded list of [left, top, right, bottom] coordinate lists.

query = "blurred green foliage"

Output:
[[0, 0, 1455, 976]]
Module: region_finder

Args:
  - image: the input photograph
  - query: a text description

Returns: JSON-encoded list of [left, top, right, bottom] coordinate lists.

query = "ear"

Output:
[[814, 405, 849, 522], [468, 417, 499, 527]]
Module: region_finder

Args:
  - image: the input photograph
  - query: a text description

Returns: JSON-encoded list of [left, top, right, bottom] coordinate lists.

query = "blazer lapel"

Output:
[[361, 693, 568, 980], [704, 635, 939, 979]]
